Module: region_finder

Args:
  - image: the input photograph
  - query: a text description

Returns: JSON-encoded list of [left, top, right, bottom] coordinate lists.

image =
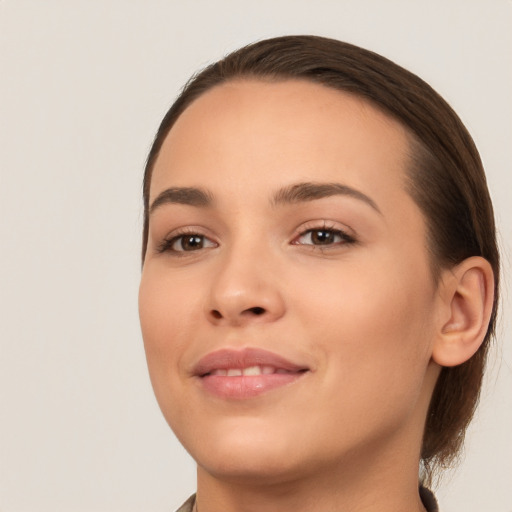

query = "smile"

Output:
[[207, 365, 298, 376], [193, 348, 310, 399]]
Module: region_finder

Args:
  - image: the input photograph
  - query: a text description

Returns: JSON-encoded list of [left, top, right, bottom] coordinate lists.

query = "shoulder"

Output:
[[175, 494, 196, 512], [175, 490, 438, 511]]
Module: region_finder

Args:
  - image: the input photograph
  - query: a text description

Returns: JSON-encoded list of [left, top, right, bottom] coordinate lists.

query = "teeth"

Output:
[[208, 365, 280, 376], [242, 365, 262, 376]]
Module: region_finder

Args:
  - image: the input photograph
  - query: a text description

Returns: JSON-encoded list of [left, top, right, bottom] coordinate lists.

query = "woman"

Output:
[[138, 36, 499, 512]]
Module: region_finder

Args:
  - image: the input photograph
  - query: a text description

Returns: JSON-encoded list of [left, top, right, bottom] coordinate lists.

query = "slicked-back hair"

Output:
[[141, 35, 500, 485]]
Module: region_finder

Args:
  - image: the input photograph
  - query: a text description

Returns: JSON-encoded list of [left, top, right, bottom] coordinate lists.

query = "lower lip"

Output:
[[199, 373, 306, 399]]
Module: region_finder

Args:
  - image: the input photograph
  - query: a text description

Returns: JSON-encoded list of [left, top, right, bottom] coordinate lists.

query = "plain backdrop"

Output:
[[0, 1, 511, 511]]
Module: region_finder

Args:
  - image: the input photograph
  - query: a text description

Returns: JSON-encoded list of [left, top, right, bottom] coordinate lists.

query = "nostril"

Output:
[[209, 306, 267, 321]]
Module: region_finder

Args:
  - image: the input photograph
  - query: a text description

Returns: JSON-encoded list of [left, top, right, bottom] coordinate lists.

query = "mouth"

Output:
[[206, 365, 305, 377], [193, 348, 310, 399]]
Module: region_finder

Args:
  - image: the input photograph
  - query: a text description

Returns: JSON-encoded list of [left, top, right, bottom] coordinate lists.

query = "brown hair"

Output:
[[141, 35, 500, 484]]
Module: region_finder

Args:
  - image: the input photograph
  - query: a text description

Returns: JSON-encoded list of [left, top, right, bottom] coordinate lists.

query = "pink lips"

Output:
[[193, 348, 309, 399]]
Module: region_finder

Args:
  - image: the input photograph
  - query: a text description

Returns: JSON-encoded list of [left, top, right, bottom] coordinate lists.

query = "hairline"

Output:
[[143, 75, 445, 285]]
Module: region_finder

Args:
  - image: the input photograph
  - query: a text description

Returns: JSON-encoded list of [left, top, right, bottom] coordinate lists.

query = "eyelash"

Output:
[[156, 228, 217, 255], [156, 223, 356, 255], [292, 224, 356, 248]]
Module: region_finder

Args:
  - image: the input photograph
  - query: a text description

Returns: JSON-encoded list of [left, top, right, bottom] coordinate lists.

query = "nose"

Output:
[[206, 244, 286, 326]]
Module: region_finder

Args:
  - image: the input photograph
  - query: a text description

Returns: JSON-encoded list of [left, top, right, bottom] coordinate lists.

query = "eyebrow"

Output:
[[271, 182, 382, 214], [149, 187, 213, 214], [149, 181, 381, 215]]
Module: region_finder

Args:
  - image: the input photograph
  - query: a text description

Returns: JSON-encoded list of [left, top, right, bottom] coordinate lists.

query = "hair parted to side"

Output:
[[142, 35, 500, 485]]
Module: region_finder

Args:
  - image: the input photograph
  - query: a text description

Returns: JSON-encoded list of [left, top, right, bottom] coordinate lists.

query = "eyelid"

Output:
[[290, 220, 357, 246], [156, 226, 218, 255], [171, 234, 217, 252], [153, 220, 356, 255]]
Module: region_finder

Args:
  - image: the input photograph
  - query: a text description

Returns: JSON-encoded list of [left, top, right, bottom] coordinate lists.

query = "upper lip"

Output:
[[193, 347, 309, 377]]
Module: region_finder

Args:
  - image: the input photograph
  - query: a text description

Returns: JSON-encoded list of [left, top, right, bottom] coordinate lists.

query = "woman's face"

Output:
[[139, 80, 442, 483]]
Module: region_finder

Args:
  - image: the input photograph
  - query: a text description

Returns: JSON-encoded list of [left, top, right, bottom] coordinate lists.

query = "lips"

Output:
[[193, 348, 309, 399]]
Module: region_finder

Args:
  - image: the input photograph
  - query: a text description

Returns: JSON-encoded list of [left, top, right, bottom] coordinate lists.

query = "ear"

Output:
[[432, 256, 495, 367]]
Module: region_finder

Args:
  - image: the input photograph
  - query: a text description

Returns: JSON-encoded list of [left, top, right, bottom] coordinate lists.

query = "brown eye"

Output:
[[171, 234, 216, 252], [296, 229, 348, 246], [310, 230, 336, 245]]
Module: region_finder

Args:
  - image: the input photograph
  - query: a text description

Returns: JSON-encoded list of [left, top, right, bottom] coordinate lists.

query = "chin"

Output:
[[198, 448, 303, 486], [183, 421, 309, 483]]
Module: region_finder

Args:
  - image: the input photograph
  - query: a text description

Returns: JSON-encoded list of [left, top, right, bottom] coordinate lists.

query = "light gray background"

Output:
[[1, 1, 511, 511]]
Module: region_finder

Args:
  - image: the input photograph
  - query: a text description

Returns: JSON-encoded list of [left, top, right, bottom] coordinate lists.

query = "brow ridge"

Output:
[[271, 182, 381, 213], [149, 182, 381, 215], [149, 187, 213, 214]]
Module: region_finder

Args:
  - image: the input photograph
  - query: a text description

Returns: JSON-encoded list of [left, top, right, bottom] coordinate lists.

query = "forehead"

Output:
[[150, 79, 412, 208]]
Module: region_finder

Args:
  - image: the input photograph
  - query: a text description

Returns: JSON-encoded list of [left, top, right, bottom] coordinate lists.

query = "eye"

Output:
[[293, 227, 355, 247], [159, 232, 217, 253]]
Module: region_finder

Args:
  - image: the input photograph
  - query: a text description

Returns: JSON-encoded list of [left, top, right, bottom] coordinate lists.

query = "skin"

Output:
[[139, 80, 474, 511]]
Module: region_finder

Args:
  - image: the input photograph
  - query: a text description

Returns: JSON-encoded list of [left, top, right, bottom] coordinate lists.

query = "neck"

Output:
[[193, 364, 439, 512], [195, 438, 427, 512]]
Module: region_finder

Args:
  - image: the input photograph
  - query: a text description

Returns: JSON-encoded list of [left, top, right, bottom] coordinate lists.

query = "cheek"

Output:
[[138, 267, 200, 400], [294, 254, 436, 412]]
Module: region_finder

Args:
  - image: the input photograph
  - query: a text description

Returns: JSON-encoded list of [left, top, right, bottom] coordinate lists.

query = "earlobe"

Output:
[[432, 256, 495, 367]]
